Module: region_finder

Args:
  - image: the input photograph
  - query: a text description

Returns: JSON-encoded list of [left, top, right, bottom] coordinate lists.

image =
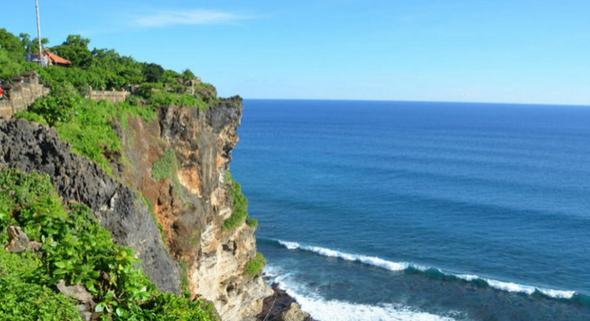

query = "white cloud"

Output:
[[134, 9, 252, 27]]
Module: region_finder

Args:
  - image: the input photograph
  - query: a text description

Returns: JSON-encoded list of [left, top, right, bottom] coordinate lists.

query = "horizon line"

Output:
[[235, 98, 590, 108]]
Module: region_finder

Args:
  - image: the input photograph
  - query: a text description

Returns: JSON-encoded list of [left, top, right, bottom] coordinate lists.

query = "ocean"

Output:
[[231, 100, 590, 321]]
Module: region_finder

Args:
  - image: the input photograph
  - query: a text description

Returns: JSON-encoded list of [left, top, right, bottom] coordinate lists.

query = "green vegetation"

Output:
[[245, 217, 259, 228], [151, 149, 183, 198], [0, 250, 82, 320], [243, 253, 266, 279], [0, 168, 217, 320], [2, 29, 213, 176], [17, 86, 156, 176], [222, 172, 258, 231]]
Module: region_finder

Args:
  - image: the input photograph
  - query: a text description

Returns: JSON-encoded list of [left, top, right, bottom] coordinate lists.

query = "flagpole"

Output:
[[35, 0, 44, 66]]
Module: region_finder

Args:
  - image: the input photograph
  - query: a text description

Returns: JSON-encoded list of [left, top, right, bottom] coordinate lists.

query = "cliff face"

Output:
[[120, 96, 272, 320], [0, 96, 271, 321]]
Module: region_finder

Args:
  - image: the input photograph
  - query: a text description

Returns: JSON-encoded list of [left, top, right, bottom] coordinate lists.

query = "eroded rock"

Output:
[[5, 225, 29, 253]]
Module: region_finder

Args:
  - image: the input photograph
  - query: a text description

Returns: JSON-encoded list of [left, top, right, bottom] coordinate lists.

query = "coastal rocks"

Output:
[[277, 302, 310, 321], [0, 119, 182, 294], [257, 283, 315, 321]]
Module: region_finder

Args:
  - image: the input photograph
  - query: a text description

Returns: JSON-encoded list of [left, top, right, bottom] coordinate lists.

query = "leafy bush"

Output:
[[0, 168, 218, 321], [222, 172, 258, 231], [243, 253, 266, 279], [27, 83, 81, 126], [245, 217, 258, 228], [222, 176, 249, 231], [0, 250, 82, 321]]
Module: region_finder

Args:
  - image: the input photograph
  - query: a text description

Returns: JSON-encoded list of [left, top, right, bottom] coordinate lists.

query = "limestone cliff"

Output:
[[0, 96, 272, 320], [119, 96, 272, 321]]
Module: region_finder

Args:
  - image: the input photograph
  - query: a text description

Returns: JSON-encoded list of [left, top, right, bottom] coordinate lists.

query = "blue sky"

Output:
[[1, 0, 589, 105]]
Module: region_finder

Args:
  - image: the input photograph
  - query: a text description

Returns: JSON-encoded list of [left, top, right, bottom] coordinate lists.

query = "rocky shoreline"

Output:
[[256, 280, 316, 321]]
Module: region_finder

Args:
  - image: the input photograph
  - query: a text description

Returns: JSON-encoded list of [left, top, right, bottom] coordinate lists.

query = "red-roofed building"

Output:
[[32, 49, 72, 66]]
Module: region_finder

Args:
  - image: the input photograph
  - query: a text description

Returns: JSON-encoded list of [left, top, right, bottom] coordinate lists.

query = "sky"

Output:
[[1, 0, 589, 105]]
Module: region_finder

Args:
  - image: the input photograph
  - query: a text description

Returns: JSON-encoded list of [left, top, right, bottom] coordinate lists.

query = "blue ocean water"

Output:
[[231, 100, 590, 321]]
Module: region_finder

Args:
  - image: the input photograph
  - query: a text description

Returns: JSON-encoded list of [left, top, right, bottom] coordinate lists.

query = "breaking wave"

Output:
[[275, 239, 580, 301], [265, 265, 463, 321]]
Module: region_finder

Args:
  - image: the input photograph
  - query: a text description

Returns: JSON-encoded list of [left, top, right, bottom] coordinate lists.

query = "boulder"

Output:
[[5, 225, 29, 253], [276, 302, 310, 321]]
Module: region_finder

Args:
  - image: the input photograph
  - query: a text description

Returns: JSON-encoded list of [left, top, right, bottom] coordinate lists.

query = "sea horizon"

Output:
[[242, 98, 590, 109]]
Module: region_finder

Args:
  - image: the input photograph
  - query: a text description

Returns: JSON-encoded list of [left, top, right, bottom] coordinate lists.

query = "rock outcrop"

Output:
[[0, 95, 272, 320], [0, 119, 182, 294], [119, 97, 272, 320]]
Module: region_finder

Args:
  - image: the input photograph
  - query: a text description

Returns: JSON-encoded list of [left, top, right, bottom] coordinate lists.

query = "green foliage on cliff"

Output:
[[222, 171, 259, 231], [0, 168, 218, 321], [17, 87, 156, 176], [0, 250, 82, 320], [243, 253, 266, 279], [222, 174, 249, 231], [151, 148, 183, 198]]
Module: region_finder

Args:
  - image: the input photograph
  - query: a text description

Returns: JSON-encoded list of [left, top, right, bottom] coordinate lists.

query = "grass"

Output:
[[16, 90, 157, 176], [243, 253, 266, 279]]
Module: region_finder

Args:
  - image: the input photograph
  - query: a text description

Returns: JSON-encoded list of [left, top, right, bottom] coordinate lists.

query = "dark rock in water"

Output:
[[277, 302, 310, 321], [256, 283, 315, 321], [0, 119, 181, 294]]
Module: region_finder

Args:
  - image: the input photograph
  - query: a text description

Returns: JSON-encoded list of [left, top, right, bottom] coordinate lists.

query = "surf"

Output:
[[274, 239, 582, 302]]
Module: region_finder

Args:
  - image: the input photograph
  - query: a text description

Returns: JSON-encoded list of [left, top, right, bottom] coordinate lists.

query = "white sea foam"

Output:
[[279, 240, 301, 250], [275, 239, 579, 300], [537, 288, 576, 299], [277, 240, 408, 271], [457, 274, 576, 299], [268, 265, 461, 321], [357, 255, 408, 271], [456, 274, 479, 282], [484, 278, 536, 295]]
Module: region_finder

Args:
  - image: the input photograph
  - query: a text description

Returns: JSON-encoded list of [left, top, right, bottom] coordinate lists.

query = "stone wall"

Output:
[[0, 71, 50, 119], [87, 87, 130, 103]]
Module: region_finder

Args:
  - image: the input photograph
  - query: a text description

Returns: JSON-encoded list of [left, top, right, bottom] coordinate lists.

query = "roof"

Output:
[[33, 49, 72, 66]]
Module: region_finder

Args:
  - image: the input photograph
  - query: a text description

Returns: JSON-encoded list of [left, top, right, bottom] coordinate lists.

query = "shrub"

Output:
[[245, 217, 258, 228], [0, 250, 82, 321], [222, 176, 248, 231], [243, 253, 266, 279], [222, 172, 259, 231]]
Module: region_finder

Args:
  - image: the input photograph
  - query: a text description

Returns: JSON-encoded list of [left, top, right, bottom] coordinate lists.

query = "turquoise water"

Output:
[[231, 100, 590, 321]]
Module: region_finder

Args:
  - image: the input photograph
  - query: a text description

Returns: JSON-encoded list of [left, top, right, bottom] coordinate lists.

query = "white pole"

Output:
[[35, 0, 44, 67]]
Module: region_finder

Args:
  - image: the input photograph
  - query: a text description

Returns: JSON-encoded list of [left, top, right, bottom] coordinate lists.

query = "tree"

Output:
[[182, 68, 195, 81], [0, 29, 26, 59], [51, 35, 92, 68], [19, 33, 49, 54], [142, 63, 164, 83]]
